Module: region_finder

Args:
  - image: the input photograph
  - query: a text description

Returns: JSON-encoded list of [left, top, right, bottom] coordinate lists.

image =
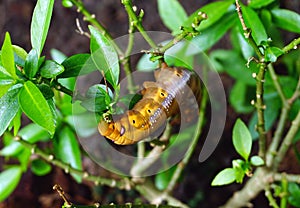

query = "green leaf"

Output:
[[50, 49, 67, 64], [157, 0, 187, 32], [211, 168, 236, 186], [37, 83, 54, 99], [0, 166, 22, 202], [183, 1, 234, 31], [190, 12, 237, 53], [241, 5, 268, 45], [12, 109, 22, 136], [271, 9, 300, 34], [81, 84, 112, 112], [1, 32, 17, 79], [249, 0, 275, 9], [0, 66, 15, 98], [233, 118, 252, 160], [40, 60, 65, 78], [12, 45, 28, 61], [0, 85, 21, 136], [155, 166, 176, 190], [65, 112, 98, 138], [209, 50, 256, 85], [17, 149, 31, 172], [54, 126, 82, 183], [59, 53, 94, 78], [136, 53, 158, 71], [31, 159, 52, 176], [62, 0, 74, 8], [30, 0, 54, 56], [18, 81, 55, 135], [288, 183, 300, 207], [89, 26, 119, 88], [0, 123, 49, 156], [229, 81, 255, 113], [250, 155, 264, 166], [230, 26, 254, 59], [24, 48, 39, 79], [265, 47, 284, 62]]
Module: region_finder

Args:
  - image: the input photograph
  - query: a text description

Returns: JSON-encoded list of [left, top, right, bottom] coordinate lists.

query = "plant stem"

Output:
[[256, 63, 267, 158], [265, 186, 280, 208], [164, 87, 208, 194], [273, 173, 300, 183], [282, 37, 300, 53], [121, 15, 137, 94], [130, 123, 172, 177], [221, 168, 273, 208], [135, 179, 189, 208], [273, 110, 300, 170], [121, 0, 157, 49], [236, 0, 267, 159], [15, 136, 130, 189], [70, 0, 123, 55]]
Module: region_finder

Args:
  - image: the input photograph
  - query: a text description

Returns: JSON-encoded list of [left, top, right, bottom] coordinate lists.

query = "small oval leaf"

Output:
[[211, 168, 236, 186], [250, 155, 264, 166], [40, 60, 65, 78], [233, 119, 252, 160], [31, 159, 52, 176]]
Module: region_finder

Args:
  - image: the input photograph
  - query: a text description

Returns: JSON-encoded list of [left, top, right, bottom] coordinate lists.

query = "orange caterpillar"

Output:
[[98, 64, 202, 145]]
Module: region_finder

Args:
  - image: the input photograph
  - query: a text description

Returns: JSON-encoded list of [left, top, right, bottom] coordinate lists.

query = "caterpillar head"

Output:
[[98, 110, 150, 145]]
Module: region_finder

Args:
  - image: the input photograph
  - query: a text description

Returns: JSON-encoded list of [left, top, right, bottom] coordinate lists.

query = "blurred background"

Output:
[[0, 0, 299, 207]]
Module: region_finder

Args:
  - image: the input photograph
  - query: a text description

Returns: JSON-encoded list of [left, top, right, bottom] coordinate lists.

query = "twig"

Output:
[[69, 0, 123, 55], [273, 173, 300, 183], [236, 0, 267, 159], [273, 111, 300, 170], [164, 87, 208, 194], [130, 123, 172, 177], [121, 14, 137, 94], [121, 0, 157, 49], [265, 186, 280, 208], [53, 184, 72, 206], [288, 75, 300, 105], [282, 37, 300, 53], [75, 18, 90, 38], [15, 136, 130, 189]]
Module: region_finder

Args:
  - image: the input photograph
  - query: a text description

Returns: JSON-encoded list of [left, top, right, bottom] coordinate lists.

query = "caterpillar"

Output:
[[98, 63, 202, 145]]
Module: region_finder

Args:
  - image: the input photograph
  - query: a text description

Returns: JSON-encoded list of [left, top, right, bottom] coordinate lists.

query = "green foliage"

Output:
[[30, 0, 54, 56], [212, 119, 264, 186], [0, 0, 299, 206], [89, 25, 120, 89], [18, 81, 56, 135], [54, 126, 82, 183], [158, 0, 187, 33], [288, 183, 300, 207], [233, 119, 252, 161], [0, 166, 22, 202]]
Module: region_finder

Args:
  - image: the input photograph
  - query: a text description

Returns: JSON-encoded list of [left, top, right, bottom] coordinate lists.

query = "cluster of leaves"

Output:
[[0, 0, 299, 207], [0, 0, 120, 202]]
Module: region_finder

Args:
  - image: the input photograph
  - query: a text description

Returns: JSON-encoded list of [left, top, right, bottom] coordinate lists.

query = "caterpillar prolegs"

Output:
[[98, 64, 202, 145]]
